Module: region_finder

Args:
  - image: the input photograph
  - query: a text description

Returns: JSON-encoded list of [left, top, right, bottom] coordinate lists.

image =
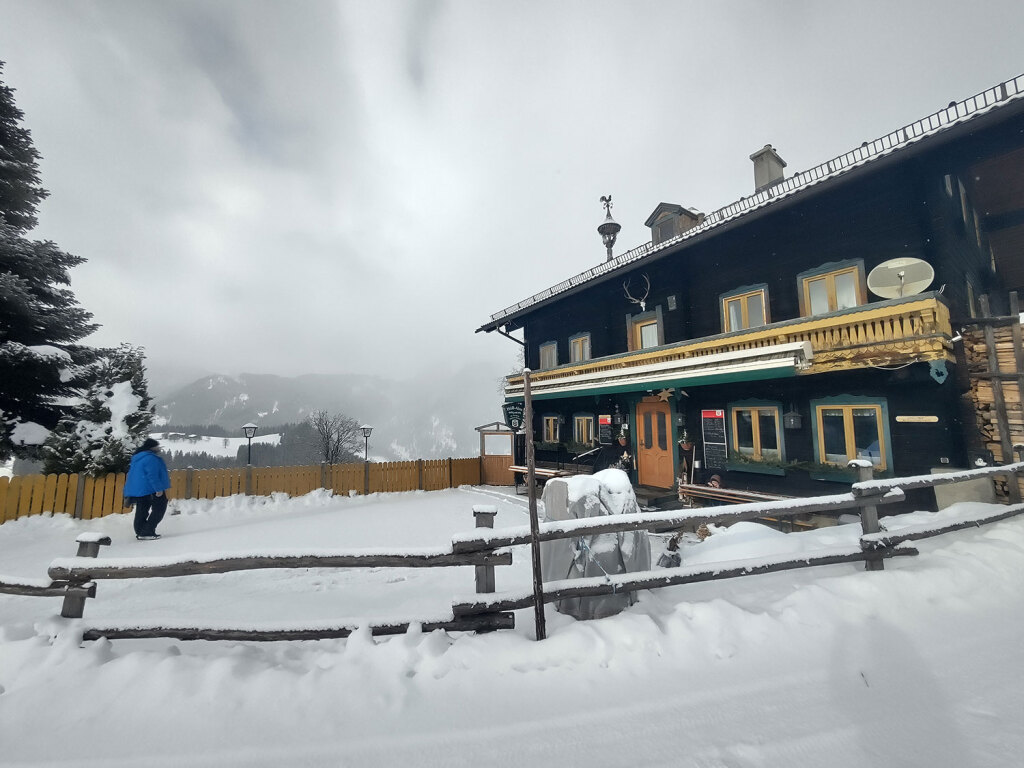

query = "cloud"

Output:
[[2, 0, 1023, 393]]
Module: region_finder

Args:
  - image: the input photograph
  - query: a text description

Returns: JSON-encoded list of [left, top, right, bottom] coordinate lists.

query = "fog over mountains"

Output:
[[153, 365, 506, 461]]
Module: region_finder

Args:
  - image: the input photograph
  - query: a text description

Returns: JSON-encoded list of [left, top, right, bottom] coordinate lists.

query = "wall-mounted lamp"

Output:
[[783, 407, 802, 430]]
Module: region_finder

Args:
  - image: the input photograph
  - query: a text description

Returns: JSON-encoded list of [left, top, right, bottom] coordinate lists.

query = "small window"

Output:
[[573, 414, 594, 445], [730, 404, 782, 462], [569, 334, 591, 363], [799, 262, 865, 316], [627, 309, 664, 351], [542, 415, 560, 443], [539, 342, 557, 370], [722, 286, 768, 332], [655, 218, 676, 245], [812, 400, 888, 471]]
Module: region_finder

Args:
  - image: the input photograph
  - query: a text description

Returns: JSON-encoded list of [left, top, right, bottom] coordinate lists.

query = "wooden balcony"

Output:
[[506, 294, 954, 400]]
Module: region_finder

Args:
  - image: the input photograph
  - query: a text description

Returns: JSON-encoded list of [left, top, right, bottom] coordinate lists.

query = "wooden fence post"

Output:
[[447, 457, 454, 489], [418, 459, 424, 490], [852, 461, 884, 571], [73, 474, 86, 520], [320, 462, 328, 490], [61, 533, 110, 619], [245, 465, 253, 496], [185, 466, 194, 500], [473, 505, 498, 594]]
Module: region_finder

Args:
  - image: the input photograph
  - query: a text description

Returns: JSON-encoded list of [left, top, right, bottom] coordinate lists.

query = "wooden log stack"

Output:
[[962, 299, 1024, 502]]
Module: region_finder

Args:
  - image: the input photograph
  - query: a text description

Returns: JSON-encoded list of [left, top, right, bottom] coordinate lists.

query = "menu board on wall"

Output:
[[701, 409, 728, 470], [598, 414, 612, 444]]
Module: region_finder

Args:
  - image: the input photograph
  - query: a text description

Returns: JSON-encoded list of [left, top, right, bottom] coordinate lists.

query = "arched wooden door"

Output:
[[636, 398, 674, 488]]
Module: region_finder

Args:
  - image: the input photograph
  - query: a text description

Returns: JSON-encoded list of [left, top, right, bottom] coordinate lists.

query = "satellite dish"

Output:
[[867, 257, 935, 299]]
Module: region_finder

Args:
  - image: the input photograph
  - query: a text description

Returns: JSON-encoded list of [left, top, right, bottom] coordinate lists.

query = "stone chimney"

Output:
[[750, 144, 786, 192]]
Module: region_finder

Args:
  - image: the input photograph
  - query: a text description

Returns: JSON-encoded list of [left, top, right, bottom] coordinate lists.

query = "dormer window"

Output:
[[645, 203, 703, 246]]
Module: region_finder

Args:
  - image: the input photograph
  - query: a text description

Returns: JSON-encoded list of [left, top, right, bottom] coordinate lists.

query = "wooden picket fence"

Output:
[[0, 458, 482, 525]]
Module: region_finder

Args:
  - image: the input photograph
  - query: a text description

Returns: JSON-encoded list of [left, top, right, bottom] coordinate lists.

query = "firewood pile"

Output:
[[963, 321, 1024, 501]]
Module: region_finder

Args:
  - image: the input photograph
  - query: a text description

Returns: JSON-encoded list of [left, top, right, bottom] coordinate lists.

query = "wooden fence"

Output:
[[0, 458, 482, 526], [4, 459, 1022, 643]]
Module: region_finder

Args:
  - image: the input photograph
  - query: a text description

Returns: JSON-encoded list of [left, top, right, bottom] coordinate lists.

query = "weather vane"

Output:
[[597, 195, 621, 262]]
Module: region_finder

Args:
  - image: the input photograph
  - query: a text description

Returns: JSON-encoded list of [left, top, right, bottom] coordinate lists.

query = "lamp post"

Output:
[[360, 424, 373, 462], [242, 422, 258, 466]]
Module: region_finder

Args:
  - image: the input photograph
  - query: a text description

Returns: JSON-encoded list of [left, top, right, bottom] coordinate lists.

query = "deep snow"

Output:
[[1, 486, 1022, 767]]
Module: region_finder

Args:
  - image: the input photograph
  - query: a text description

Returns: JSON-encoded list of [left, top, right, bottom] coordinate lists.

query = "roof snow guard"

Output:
[[479, 73, 1024, 333]]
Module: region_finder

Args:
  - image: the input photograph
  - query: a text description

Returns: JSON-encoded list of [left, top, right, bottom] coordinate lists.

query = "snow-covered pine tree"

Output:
[[0, 61, 98, 459], [43, 344, 154, 475]]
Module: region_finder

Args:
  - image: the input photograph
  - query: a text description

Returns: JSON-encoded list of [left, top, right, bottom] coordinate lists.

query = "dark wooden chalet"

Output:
[[477, 74, 1024, 508]]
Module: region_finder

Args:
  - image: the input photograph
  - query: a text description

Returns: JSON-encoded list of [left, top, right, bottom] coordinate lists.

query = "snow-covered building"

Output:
[[478, 73, 1024, 506]]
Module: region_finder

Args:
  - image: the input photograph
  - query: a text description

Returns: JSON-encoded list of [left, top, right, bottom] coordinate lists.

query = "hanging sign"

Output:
[[501, 402, 525, 430], [701, 409, 728, 470], [598, 414, 612, 444]]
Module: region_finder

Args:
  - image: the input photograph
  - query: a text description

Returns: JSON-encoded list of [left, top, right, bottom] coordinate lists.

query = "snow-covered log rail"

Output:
[[0, 575, 95, 599], [452, 488, 906, 553], [78, 614, 515, 643], [453, 544, 921, 616], [48, 549, 511, 581], [43, 506, 517, 641]]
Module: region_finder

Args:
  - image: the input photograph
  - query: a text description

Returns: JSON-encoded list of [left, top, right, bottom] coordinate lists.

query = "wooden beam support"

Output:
[[81, 613, 515, 642], [49, 550, 513, 581]]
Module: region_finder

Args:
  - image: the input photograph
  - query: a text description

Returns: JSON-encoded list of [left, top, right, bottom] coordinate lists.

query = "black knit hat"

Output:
[[139, 438, 160, 451]]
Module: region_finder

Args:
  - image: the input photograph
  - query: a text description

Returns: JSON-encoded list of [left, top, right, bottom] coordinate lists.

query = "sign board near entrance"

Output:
[[501, 403, 525, 430], [701, 409, 728, 470], [598, 414, 612, 444]]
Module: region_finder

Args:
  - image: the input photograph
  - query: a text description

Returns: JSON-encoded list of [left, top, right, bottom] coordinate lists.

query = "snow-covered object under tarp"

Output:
[[540, 469, 651, 620]]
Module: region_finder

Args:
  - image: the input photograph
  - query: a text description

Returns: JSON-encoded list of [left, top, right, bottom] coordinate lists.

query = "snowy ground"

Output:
[[1, 486, 1022, 767]]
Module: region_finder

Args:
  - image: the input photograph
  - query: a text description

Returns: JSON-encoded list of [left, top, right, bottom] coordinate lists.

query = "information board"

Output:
[[598, 414, 612, 444], [701, 409, 728, 470]]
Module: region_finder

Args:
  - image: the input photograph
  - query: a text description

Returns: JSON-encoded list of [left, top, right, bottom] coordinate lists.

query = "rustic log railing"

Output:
[[15, 459, 1024, 642], [39, 504, 511, 642], [452, 458, 1024, 629]]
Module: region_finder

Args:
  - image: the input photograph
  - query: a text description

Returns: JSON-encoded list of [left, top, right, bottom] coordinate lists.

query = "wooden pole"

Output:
[[363, 461, 370, 496], [852, 462, 884, 571], [185, 466, 194, 500], [473, 505, 498, 594], [61, 534, 110, 618], [523, 368, 546, 640], [417, 459, 424, 490]]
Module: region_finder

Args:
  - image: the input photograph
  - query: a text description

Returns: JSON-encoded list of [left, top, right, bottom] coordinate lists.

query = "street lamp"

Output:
[[242, 422, 258, 466], [360, 424, 373, 462]]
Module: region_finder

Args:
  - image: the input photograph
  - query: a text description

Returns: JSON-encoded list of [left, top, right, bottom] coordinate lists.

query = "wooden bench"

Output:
[[675, 483, 815, 531], [509, 464, 591, 495]]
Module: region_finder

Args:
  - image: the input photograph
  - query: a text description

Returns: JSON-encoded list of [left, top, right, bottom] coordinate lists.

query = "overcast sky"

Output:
[[2, 1, 1024, 393]]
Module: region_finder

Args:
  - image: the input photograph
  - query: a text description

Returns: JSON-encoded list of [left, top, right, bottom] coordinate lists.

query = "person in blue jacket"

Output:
[[123, 437, 171, 540]]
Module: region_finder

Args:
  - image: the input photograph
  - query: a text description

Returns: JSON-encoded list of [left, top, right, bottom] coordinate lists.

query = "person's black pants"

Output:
[[133, 494, 168, 536]]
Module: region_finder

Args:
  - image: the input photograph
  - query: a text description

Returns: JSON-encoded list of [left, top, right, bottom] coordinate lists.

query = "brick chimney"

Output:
[[750, 144, 786, 192]]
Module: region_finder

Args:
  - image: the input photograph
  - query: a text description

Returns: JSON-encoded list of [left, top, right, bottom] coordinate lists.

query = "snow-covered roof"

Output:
[[479, 72, 1024, 333]]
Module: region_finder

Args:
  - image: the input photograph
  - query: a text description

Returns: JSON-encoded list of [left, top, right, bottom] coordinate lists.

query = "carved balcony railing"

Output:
[[505, 294, 953, 398]]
